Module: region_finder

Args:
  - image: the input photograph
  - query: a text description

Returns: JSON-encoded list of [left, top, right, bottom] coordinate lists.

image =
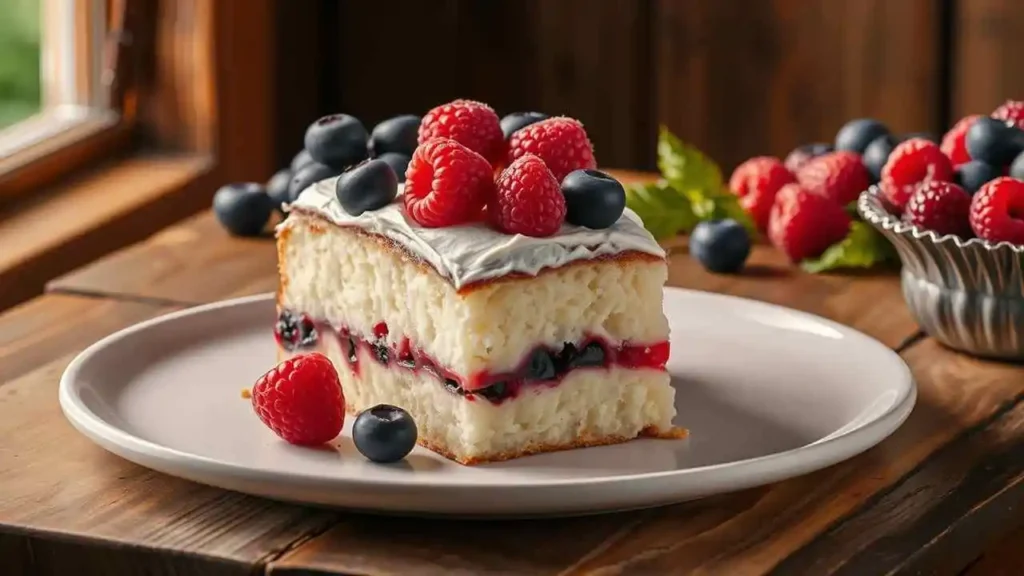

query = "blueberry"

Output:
[[477, 382, 509, 402], [275, 311, 301, 350], [965, 116, 1024, 167], [212, 183, 272, 237], [266, 168, 292, 213], [955, 160, 1001, 193], [289, 161, 341, 202], [443, 379, 463, 395], [335, 159, 399, 216], [352, 404, 418, 464], [835, 119, 890, 155], [901, 131, 939, 144], [525, 349, 556, 380], [376, 152, 411, 183], [569, 342, 606, 368], [290, 149, 314, 172], [1011, 151, 1024, 181], [862, 134, 899, 181], [500, 111, 549, 140], [372, 343, 390, 365], [561, 169, 626, 229], [368, 115, 420, 157], [690, 219, 751, 274], [345, 335, 358, 363], [304, 114, 370, 170], [784, 142, 832, 171]]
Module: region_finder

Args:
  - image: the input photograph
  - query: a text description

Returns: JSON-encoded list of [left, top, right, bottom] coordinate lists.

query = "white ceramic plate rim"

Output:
[[59, 290, 917, 492]]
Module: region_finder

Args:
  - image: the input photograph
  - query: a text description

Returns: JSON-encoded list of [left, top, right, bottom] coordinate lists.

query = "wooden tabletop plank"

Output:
[[267, 337, 1024, 576], [48, 211, 279, 306], [0, 295, 338, 575]]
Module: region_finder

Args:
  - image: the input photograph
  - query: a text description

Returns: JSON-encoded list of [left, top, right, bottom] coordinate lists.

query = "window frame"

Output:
[[0, 0, 134, 202], [0, 0, 277, 311]]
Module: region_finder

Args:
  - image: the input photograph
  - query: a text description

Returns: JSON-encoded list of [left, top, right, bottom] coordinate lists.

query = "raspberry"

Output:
[[903, 181, 973, 238], [992, 100, 1024, 130], [940, 115, 980, 166], [418, 99, 505, 165], [404, 138, 494, 227], [728, 156, 796, 232], [251, 352, 345, 446], [768, 183, 852, 262], [880, 138, 954, 213], [970, 177, 1024, 244], [489, 154, 566, 237], [507, 117, 596, 182], [796, 151, 871, 206]]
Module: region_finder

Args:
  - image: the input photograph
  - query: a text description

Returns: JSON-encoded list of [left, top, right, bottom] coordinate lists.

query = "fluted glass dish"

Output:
[[859, 186, 1024, 361]]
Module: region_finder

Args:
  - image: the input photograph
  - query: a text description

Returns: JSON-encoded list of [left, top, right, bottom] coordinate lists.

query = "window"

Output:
[[0, 0, 129, 200]]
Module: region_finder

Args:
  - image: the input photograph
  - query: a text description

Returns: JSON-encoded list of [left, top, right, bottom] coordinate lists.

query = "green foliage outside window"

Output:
[[0, 0, 42, 129]]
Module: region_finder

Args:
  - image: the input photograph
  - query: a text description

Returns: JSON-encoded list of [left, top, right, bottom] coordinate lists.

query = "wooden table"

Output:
[[3, 174, 1023, 574]]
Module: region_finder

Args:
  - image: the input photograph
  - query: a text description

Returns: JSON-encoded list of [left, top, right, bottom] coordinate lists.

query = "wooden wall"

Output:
[[271, 0, 1024, 174]]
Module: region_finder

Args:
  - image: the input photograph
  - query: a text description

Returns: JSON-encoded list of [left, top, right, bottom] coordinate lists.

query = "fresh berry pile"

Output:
[[707, 102, 1024, 274], [214, 98, 626, 239]]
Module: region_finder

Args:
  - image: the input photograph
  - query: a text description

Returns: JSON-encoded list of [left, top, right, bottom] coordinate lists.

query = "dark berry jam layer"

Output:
[[275, 310, 669, 405]]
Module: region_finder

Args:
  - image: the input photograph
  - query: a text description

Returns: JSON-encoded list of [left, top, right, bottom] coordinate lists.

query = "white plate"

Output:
[[59, 289, 915, 517]]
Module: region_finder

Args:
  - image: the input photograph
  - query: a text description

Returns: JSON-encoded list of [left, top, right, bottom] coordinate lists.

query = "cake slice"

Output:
[[275, 177, 678, 464]]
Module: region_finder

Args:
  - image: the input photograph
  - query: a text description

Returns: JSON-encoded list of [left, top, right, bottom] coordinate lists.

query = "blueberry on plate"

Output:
[[304, 114, 370, 170], [352, 404, 418, 464], [290, 148, 314, 172], [690, 219, 751, 274], [835, 118, 890, 155], [368, 115, 420, 157], [289, 161, 341, 202], [266, 168, 292, 213], [955, 160, 1001, 193], [965, 116, 1024, 167], [336, 159, 399, 216], [500, 111, 549, 140], [212, 182, 273, 237], [1011, 151, 1024, 181], [561, 169, 626, 229], [862, 134, 899, 181], [375, 152, 411, 183]]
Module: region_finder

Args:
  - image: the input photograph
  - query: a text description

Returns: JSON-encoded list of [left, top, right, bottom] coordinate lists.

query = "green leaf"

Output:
[[657, 126, 723, 193], [801, 221, 897, 273], [624, 181, 698, 240]]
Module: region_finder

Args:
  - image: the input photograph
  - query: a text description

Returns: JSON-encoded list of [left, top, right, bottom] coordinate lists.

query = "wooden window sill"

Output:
[[0, 153, 215, 311]]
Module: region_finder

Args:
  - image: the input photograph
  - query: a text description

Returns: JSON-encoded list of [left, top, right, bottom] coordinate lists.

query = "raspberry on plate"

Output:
[[768, 183, 852, 262], [880, 138, 954, 213], [940, 115, 980, 167], [992, 100, 1024, 130], [728, 156, 796, 232], [489, 154, 566, 237], [251, 352, 345, 446], [418, 99, 505, 165], [903, 181, 973, 238], [507, 117, 597, 183], [404, 138, 494, 227], [796, 151, 871, 206], [970, 177, 1024, 244]]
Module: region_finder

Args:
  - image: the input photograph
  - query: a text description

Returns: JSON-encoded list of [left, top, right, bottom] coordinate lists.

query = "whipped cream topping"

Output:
[[285, 177, 666, 289]]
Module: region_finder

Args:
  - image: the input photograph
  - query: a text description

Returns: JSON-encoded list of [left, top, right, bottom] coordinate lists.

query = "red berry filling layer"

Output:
[[275, 311, 670, 405]]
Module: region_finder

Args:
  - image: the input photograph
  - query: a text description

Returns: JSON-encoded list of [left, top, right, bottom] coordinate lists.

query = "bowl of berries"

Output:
[[859, 101, 1024, 361]]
